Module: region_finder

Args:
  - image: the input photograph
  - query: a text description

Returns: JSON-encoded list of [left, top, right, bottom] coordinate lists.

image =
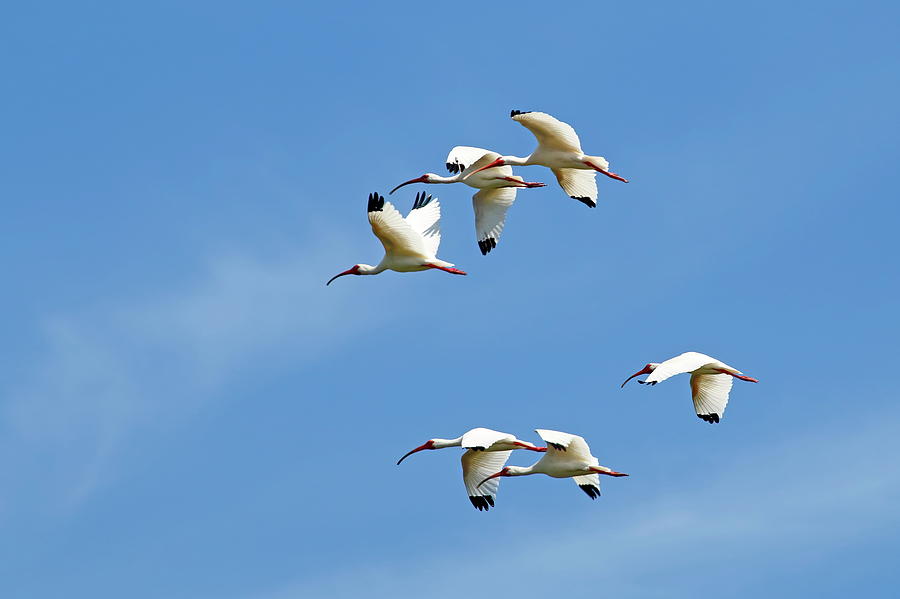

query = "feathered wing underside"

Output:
[[551, 168, 599, 208], [690, 372, 734, 424], [645, 352, 719, 384], [462, 449, 513, 511], [461, 428, 514, 450], [472, 187, 517, 255], [573, 473, 601, 499], [512, 111, 583, 153], [368, 195, 429, 258], [403, 192, 442, 258], [447, 146, 502, 175]]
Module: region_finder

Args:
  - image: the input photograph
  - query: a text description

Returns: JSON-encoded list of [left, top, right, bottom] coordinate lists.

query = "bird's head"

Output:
[[621, 363, 659, 387], [389, 173, 436, 194], [396, 439, 437, 465], [326, 264, 363, 286]]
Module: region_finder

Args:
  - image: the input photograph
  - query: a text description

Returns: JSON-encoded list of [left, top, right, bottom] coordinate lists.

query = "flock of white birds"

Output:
[[328, 110, 759, 510], [325, 110, 629, 283]]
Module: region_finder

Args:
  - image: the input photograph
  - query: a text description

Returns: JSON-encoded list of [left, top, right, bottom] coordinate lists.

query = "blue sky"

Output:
[[1, 1, 899, 597]]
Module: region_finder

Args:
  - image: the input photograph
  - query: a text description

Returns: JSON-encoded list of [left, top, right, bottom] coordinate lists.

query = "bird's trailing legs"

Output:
[[512, 441, 547, 452], [590, 466, 629, 477], [716, 369, 759, 383], [583, 160, 629, 183], [502, 177, 546, 189], [427, 264, 467, 275]]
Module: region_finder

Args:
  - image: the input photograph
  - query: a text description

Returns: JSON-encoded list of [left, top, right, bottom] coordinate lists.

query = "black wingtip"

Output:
[[412, 192, 434, 210], [367, 192, 385, 213], [548, 442, 566, 451], [468, 495, 495, 511], [447, 161, 465, 174], [579, 484, 601, 500], [477, 237, 497, 256], [510, 109, 532, 118], [571, 196, 597, 208], [697, 413, 721, 424]]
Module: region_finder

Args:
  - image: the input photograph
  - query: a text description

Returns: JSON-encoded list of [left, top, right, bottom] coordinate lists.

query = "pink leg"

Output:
[[583, 160, 629, 183], [502, 176, 546, 188], [514, 441, 547, 452], [717, 369, 759, 383], [590, 467, 629, 477], [427, 264, 467, 276]]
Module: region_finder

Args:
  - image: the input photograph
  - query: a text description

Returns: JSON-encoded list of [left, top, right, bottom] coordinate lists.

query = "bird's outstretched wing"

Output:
[[535, 429, 594, 462], [367, 192, 429, 258], [402, 191, 442, 258], [511, 110, 583, 153], [462, 449, 513, 511], [472, 187, 517, 255], [461, 428, 515, 450], [551, 168, 599, 208], [644, 352, 719, 385], [690, 372, 734, 424], [446, 146, 507, 175], [572, 473, 601, 499]]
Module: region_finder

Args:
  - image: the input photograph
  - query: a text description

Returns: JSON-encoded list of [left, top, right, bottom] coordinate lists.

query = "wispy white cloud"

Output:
[[252, 413, 900, 599], [0, 235, 385, 513]]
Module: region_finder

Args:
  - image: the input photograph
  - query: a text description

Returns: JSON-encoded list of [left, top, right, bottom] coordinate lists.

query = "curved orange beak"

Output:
[[389, 175, 429, 195], [621, 364, 653, 388], [463, 157, 505, 179], [396, 441, 433, 465], [326, 266, 358, 286]]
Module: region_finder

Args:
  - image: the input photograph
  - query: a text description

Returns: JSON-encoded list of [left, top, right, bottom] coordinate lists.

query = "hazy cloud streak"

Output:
[[0, 235, 383, 513]]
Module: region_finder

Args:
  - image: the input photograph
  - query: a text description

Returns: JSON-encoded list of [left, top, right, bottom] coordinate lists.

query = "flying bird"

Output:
[[390, 146, 546, 255], [621, 351, 759, 423], [478, 429, 628, 501], [326, 191, 466, 285], [466, 111, 628, 208], [397, 427, 546, 511]]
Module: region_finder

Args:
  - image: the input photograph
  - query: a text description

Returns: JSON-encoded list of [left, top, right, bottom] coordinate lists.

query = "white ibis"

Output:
[[390, 146, 546, 255], [466, 111, 628, 208], [621, 351, 759, 423], [478, 429, 628, 500], [326, 191, 466, 285], [397, 427, 546, 511]]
